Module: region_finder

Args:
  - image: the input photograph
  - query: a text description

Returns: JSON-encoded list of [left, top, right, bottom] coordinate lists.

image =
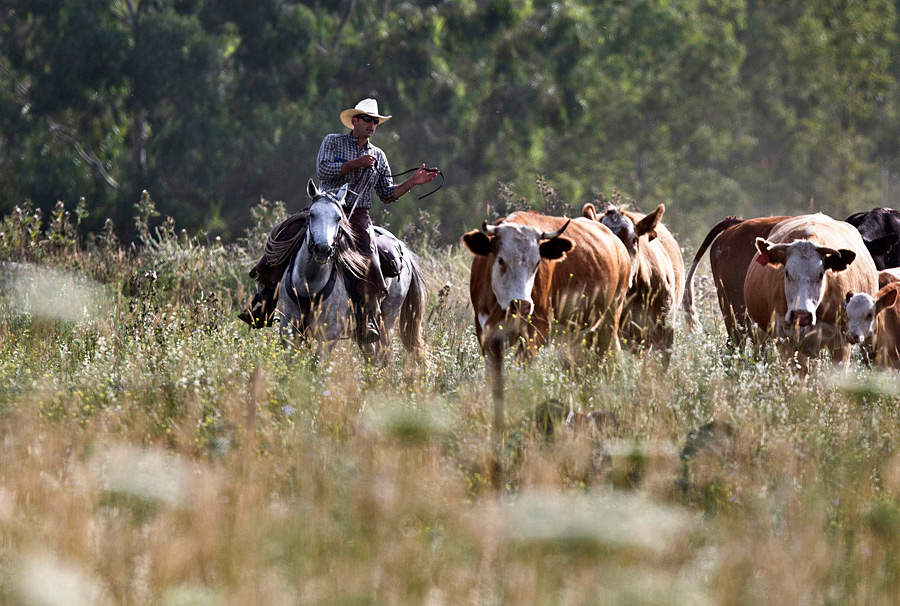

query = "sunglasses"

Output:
[[356, 114, 379, 125]]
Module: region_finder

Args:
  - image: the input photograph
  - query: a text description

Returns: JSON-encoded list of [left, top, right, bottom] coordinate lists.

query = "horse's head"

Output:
[[306, 180, 349, 264]]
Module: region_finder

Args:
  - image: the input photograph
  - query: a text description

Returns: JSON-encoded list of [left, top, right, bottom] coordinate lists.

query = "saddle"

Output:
[[373, 226, 404, 278]]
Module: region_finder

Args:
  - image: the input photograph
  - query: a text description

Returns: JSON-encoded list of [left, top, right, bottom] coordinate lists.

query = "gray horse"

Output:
[[278, 180, 425, 355]]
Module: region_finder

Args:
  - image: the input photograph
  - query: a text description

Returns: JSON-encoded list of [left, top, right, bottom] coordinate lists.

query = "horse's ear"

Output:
[[307, 179, 319, 199], [335, 183, 349, 204]]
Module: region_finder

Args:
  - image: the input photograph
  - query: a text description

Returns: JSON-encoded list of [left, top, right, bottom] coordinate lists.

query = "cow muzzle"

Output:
[[787, 310, 815, 327], [510, 299, 534, 317]]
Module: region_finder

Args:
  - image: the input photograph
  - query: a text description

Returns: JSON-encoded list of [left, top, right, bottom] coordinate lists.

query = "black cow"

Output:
[[846, 208, 900, 269]]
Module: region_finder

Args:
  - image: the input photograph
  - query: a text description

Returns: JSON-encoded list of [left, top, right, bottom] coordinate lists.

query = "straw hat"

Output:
[[340, 98, 392, 129]]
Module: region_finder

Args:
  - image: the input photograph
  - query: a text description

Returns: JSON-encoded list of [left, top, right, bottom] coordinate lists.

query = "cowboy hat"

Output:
[[340, 98, 392, 129]]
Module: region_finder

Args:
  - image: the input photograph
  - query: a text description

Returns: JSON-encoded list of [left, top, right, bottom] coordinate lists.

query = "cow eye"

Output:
[[497, 258, 506, 272]]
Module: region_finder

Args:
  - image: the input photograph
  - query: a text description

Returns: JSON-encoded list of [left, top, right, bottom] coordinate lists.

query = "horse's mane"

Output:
[[333, 218, 368, 278]]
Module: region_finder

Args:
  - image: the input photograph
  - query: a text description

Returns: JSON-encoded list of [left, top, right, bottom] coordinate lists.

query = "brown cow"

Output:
[[463, 211, 630, 426], [582, 202, 685, 354], [683, 216, 791, 342], [843, 276, 900, 368], [744, 213, 878, 366]]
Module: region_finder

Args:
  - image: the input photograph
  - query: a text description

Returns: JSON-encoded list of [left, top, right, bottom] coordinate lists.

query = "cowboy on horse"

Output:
[[239, 98, 439, 342]]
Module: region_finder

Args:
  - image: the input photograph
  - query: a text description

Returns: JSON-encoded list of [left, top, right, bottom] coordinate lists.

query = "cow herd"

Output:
[[462, 206, 900, 420]]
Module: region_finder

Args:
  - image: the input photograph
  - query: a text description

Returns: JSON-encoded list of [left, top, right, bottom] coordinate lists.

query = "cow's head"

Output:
[[755, 237, 856, 327], [843, 287, 898, 344], [588, 203, 663, 286], [462, 220, 574, 316], [862, 233, 900, 270]]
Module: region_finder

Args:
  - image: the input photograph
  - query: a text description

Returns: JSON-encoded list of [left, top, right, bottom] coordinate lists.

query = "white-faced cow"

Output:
[[744, 213, 878, 366], [843, 278, 900, 368], [463, 211, 630, 427], [582, 202, 685, 355], [682, 215, 791, 342]]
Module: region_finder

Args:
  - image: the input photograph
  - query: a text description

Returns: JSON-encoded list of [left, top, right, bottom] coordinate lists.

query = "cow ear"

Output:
[[462, 230, 493, 256], [877, 287, 899, 314], [582, 203, 598, 221], [539, 236, 574, 260], [307, 179, 319, 199], [845, 291, 855, 307], [755, 238, 786, 266], [866, 234, 900, 257], [822, 248, 856, 272], [635, 204, 664, 241]]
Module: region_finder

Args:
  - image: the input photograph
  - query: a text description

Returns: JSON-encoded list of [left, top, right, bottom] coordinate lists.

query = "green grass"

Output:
[[2, 200, 900, 604]]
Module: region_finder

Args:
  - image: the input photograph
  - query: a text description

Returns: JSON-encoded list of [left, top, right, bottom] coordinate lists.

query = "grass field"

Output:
[[3, 199, 900, 604]]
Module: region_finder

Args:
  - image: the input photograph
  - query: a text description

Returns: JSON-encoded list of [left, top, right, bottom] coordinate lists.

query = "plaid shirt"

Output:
[[316, 133, 397, 209]]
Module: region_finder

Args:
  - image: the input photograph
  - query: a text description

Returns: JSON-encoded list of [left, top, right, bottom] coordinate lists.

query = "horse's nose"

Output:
[[312, 242, 332, 258], [788, 310, 814, 327]]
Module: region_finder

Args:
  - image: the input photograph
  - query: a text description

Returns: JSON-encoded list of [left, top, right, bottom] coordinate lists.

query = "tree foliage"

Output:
[[2, 0, 900, 245]]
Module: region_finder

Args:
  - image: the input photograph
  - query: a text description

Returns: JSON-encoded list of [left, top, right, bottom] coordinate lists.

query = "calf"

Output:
[[843, 281, 900, 368], [744, 213, 878, 365]]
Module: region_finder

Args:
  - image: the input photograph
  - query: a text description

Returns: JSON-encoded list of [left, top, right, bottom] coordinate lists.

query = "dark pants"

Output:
[[250, 207, 385, 305], [348, 207, 388, 302]]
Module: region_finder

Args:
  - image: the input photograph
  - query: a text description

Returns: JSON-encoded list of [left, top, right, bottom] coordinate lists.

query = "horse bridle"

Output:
[[287, 191, 345, 318], [305, 191, 348, 264]]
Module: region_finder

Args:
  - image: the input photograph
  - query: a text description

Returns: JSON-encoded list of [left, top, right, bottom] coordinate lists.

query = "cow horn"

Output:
[[482, 220, 497, 235], [540, 220, 570, 240]]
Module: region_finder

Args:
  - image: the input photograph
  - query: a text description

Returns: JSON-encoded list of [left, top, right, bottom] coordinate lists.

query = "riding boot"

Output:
[[238, 282, 278, 328]]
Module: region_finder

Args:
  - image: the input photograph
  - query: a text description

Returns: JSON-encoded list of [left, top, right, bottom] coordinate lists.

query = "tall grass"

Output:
[[2, 197, 900, 604]]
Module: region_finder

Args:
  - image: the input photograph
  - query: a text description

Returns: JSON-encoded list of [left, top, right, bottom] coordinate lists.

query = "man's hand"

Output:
[[409, 163, 440, 186], [341, 154, 376, 174], [351, 155, 377, 169], [390, 163, 441, 201]]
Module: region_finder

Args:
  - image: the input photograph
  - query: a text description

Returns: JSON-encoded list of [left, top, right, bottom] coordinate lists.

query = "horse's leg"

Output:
[[377, 277, 398, 351], [277, 281, 300, 349]]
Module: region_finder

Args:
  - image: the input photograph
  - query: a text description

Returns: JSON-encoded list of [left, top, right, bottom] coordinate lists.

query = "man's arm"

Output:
[[392, 164, 439, 200], [316, 135, 344, 181], [341, 155, 375, 174]]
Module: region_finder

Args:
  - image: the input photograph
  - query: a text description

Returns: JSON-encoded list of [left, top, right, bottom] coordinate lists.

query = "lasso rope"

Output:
[[376, 166, 444, 200], [263, 213, 309, 269]]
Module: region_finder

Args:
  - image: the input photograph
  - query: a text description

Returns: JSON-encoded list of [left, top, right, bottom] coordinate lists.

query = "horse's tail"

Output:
[[400, 254, 426, 353], [682, 215, 744, 329]]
